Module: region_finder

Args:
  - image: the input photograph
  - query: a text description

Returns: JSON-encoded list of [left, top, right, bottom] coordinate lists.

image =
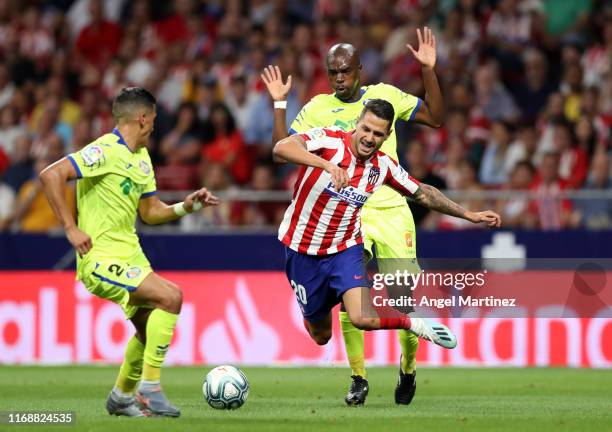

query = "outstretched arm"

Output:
[[411, 184, 501, 227], [261, 65, 292, 162], [407, 27, 444, 128], [273, 134, 349, 191], [138, 188, 219, 225], [40, 157, 91, 256]]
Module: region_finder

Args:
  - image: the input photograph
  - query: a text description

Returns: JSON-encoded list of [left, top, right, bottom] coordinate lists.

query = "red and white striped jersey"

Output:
[[279, 127, 420, 255]]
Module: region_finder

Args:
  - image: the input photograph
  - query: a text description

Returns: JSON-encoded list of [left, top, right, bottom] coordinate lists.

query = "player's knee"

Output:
[[158, 284, 182, 313], [311, 329, 332, 345], [349, 315, 376, 331]]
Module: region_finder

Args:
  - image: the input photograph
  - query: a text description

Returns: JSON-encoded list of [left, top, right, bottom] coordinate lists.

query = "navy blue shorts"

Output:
[[284, 244, 368, 322]]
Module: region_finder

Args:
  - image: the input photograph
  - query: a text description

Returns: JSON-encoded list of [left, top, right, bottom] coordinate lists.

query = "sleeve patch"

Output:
[[79, 145, 105, 167]]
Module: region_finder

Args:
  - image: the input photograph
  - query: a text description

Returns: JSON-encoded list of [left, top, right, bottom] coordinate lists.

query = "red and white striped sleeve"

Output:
[[297, 127, 344, 153], [383, 155, 420, 196]]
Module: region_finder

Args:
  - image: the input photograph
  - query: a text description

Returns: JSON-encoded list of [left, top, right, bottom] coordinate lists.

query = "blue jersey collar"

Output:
[[334, 87, 367, 103], [112, 128, 133, 153]]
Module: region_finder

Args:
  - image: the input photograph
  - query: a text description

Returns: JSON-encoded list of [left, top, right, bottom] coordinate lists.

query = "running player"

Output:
[[39, 87, 219, 417], [274, 98, 500, 375], [263, 27, 443, 405]]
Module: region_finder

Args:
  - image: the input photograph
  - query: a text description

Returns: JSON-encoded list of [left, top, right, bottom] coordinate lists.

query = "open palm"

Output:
[[260, 65, 292, 101], [407, 27, 437, 69]]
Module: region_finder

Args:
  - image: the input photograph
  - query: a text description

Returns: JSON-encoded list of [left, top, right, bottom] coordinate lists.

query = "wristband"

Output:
[[274, 100, 287, 109], [172, 202, 188, 216]]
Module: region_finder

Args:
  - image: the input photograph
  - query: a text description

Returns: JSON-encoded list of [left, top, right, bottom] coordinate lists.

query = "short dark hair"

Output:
[[359, 99, 395, 130], [112, 87, 156, 122]]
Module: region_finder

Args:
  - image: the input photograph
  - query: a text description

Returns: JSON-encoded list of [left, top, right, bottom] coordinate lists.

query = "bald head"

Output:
[[326, 43, 360, 67], [326, 43, 362, 102]]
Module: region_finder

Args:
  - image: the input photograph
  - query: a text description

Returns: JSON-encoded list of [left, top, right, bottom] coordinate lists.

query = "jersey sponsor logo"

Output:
[[139, 160, 151, 175], [79, 145, 104, 167], [367, 167, 380, 186], [323, 181, 369, 207], [126, 267, 142, 279], [405, 231, 413, 248], [333, 119, 356, 131], [120, 178, 133, 195]]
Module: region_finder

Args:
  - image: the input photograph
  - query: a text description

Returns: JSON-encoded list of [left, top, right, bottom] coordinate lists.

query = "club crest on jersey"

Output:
[[126, 267, 141, 279], [368, 167, 380, 185], [139, 160, 151, 175], [80, 145, 104, 167]]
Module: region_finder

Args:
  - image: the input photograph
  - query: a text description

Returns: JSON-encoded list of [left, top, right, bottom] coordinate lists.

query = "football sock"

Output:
[[339, 311, 366, 378], [398, 329, 419, 374], [114, 335, 145, 394], [142, 308, 179, 383]]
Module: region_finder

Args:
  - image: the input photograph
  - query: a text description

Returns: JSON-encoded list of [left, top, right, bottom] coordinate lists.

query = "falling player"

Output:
[[39, 87, 219, 417], [263, 27, 444, 405], [272, 98, 501, 398]]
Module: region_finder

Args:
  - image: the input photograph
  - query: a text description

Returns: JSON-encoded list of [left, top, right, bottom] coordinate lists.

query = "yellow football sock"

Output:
[[142, 308, 179, 382], [398, 329, 419, 374], [339, 311, 366, 378], [114, 335, 145, 394]]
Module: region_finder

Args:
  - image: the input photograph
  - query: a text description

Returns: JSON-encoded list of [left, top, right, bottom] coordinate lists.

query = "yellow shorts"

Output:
[[362, 203, 418, 260], [78, 251, 153, 319]]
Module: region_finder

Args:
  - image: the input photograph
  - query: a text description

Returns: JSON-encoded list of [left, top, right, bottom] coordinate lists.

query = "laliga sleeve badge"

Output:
[[310, 128, 326, 140], [80, 145, 104, 167]]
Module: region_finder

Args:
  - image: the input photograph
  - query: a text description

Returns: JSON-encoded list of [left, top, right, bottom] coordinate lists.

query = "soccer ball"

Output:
[[202, 365, 249, 410]]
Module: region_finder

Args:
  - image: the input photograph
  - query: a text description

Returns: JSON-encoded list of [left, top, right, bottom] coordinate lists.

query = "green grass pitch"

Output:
[[1, 366, 610, 432]]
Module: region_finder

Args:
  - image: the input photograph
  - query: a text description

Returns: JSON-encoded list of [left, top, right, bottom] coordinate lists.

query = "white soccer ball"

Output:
[[202, 365, 249, 410]]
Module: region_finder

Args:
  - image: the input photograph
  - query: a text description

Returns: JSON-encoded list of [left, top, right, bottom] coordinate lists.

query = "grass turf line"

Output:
[[0, 366, 610, 432]]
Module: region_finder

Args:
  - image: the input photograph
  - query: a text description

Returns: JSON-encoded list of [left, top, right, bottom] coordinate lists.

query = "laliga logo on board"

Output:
[[201, 278, 281, 364]]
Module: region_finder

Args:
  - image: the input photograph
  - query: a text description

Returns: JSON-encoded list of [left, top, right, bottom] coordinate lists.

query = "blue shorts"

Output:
[[284, 244, 368, 322]]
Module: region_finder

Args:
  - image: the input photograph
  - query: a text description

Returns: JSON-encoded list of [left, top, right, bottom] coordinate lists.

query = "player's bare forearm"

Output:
[[39, 158, 78, 230], [272, 109, 290, 162], [411, 183, 467, 220], [413, 66, 444, 128], [273, 136, 326, 170], [139, 188, 219, 225], [138, 198, 181, 225]]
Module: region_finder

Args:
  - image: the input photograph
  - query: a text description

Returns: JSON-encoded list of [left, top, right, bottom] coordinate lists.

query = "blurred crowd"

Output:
[[0, 0, 610, 232]]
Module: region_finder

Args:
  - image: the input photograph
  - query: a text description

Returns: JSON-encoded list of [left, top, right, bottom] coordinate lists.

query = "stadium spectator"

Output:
[[437, 159, 485, 230], [479, 121, 514, 187], [511, 49, 557, 122], [527, 152, 574, 230], [505, 121, 539, 172], [0, 63, 15, 110], [180, 162, 236, 230], [159, 102, 202, 166], [74, 0, 122, 69], [0, 105, 25, 160], [552, 119, 588, 189], [202, 103, 251, 184], [0, 0, 608, 231], [2, 134, 33, 193], [473, 61, 520, 123], [4, 156, 75, 232], [574, 151, 612, 229], [405, 139, 446, 227], [495, 160, 536, 228]]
